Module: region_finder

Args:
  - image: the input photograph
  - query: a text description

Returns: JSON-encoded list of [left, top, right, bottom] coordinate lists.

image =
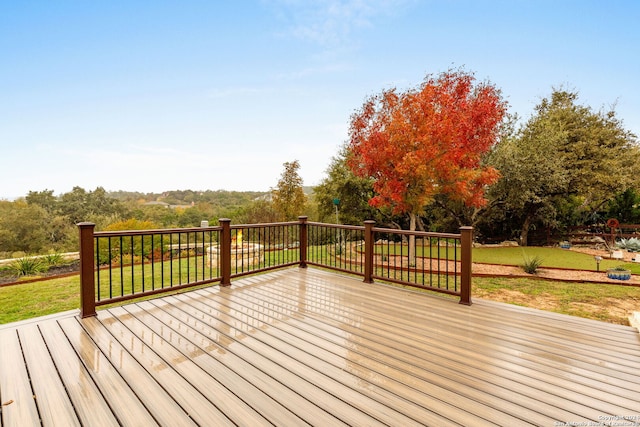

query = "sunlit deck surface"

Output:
[[2, 268, 640, 426]]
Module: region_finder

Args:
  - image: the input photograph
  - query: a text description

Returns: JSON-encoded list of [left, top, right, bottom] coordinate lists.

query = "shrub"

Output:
[[7, 256, 48, 277], [42, 252, 66, 267], [520, 254, 543, 274], [611, 265, 629, 272], [616, 238, 640, 252]]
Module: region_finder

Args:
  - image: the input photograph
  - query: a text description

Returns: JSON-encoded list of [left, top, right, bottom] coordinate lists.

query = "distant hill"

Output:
[[107, 189, 270, 208], [109, 187, 314, 205]]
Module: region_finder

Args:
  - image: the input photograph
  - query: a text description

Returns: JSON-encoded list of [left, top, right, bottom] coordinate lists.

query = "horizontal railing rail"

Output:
[[79, 217, 472, 317]]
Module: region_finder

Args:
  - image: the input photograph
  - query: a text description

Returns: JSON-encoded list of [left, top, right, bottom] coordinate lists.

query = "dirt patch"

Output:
[[474, 253, 640, 285], [566, 298, 640, 325], [473, 287, 640, 325], [473, 288, 560, 310]]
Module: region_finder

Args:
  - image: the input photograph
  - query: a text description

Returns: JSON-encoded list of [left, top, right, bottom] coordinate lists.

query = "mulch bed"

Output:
[[0, 261, 80, 287]]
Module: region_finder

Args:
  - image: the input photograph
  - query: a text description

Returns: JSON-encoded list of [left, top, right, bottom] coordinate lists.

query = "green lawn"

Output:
[[473, 246, 640, 273], [0, 275, 80, 323], [378, 243, 640, 273]]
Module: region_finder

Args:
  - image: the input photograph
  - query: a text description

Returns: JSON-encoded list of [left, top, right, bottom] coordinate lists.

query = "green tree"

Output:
[[235, 199, 280, 224], [602, 188, 640, 224], [175, 206, 211, 228], [132, 204, 179, 228], [271, 160, 307, 221], [45, 215, 77, 251], [0, 201, 50, 253], [313, 145, 381, 225], [488, 89, 640, 245], [24, 189, 76, 250], [26, 189, 59, 215], [59, 186, 128, 224]]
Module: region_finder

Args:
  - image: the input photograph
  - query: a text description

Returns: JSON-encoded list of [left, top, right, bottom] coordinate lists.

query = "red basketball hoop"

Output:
[[606, 218, 619, 229]]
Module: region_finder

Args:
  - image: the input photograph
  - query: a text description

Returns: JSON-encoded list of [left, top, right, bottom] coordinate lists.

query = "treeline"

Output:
[[313, 89, 640, 245], [0, 160, 316, 258], [0, 187, 275, 257]]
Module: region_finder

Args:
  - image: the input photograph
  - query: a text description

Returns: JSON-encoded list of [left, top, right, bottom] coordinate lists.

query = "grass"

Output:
[[473, 276, 640, 325], [375, 243, 459, 258], [378, 243, 640, 273], [473, 246, 640, 272], [0, 275, 80, 323]]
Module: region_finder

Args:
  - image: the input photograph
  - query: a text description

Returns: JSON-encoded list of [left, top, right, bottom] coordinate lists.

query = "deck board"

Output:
[[207, 282, 570, 425], [56, 317, 160, 427], [253, 276, 639, 417], [0, 329, 40, 427], [113, 303, 305, 427], [1, 268, 639, 426], [37, 321, 120, 427], [190, 288, 528, 426], [78, 315, 198, 427], [18, 324, 81, 427], [97, 308, 235, 427], [224, 276, 599, 422], [147, 295, 387, 426]]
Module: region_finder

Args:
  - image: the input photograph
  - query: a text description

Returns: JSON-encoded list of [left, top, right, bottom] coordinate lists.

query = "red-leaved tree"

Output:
[[348, 69, 506, 260]]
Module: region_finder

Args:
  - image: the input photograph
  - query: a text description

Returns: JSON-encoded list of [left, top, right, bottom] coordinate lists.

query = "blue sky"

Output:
[[1, 0, 639, 199]]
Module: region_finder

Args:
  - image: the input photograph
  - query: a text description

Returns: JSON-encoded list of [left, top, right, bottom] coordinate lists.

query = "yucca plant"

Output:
[[7, 256, 48, 277], [42, 252, 66, 267], [520, 254, 543, 274]]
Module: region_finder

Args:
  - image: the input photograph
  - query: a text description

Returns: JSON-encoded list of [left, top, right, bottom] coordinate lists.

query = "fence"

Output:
[[79, 217, 472, 317], [565, 224, 640, 246]]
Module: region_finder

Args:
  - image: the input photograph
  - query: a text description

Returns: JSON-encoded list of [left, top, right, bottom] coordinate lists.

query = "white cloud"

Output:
[[267, 0, 414, 47]]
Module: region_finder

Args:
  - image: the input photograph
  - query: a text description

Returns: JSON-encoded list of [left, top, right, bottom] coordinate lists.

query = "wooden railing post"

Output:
[[298, 216, 308, 269], [363, 220, 375, 283], [459, 226, 473, 306], [219, 218, 232, 286], [78, 222, 96, 318]]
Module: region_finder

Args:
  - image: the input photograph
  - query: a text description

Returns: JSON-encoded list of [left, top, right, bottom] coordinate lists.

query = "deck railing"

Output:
[[79, 217, 473, 317]]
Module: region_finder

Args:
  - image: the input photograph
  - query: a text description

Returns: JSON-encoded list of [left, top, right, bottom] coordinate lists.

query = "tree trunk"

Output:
[[408, 212, 417, 266], [520, 213, 533, 246]]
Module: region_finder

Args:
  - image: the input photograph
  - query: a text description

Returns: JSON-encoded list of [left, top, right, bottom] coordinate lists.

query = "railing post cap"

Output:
[[298, 216, 308, 222], [78, 222, 96, 227], [219, 218, 231, 223], [364, 220, 376, 225]]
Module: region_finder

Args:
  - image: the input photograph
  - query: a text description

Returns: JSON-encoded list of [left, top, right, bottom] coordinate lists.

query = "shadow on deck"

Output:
[[1, 268, 639, 426]]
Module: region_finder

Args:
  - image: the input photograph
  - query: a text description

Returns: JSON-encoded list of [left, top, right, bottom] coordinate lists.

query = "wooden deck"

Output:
[[1, 268, 639, 426]]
